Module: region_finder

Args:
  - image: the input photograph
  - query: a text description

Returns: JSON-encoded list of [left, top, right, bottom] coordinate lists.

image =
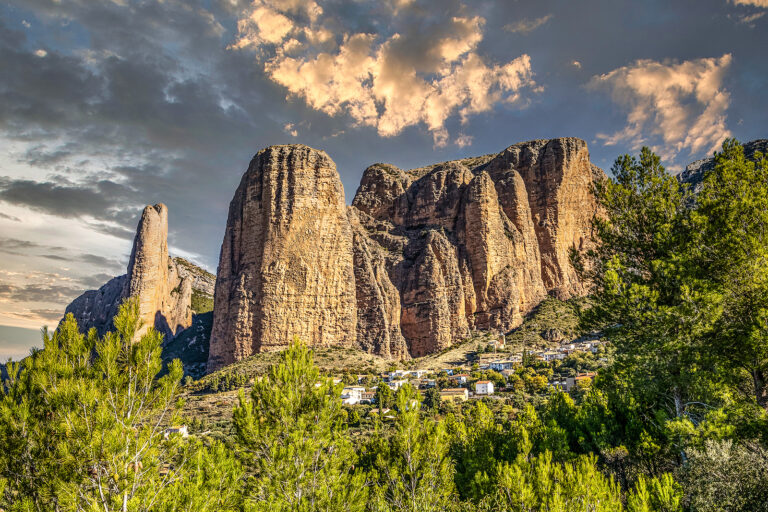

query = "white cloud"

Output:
[[589, 54, 733, 160], [229, 1, 537, 145], [571, 60, 582, 69], [731, 0, 768, 7], [504, 15, 553, 34], [34, 49, 48, 58], [737, 11, 766, 23], [454, 134, 473, 148], [283, 122, 298, 136]]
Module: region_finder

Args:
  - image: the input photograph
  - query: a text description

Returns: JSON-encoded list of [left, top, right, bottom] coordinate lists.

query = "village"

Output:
[[338, 338, 608, 415]]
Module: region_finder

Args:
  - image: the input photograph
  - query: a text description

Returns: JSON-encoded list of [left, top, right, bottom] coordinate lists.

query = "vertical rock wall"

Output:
[[207, 145, 358, 371], [208, 138, 604, 370]]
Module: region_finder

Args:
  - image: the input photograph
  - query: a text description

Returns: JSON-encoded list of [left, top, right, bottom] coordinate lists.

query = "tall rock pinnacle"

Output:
[[127, 203, 192, 339], [207, 145, 358, 371], [63, 204, 193, 340]]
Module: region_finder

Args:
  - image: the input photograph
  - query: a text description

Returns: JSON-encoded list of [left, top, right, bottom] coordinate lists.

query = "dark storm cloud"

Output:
[[78, 273, 118, 290], [0, 236, 122, 272], [0, 0, 291, 267], [86, 222, 136, 242], [0, 282, 84, 303], [0, 177, 135, 220], [79, 254, 123, 270], [41, 253, 123, 273]]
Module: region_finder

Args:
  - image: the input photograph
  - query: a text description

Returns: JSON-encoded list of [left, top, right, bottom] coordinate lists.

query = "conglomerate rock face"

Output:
[[207, 145, 358, 371], [208, 138, 604, 370], [64, 204, 193, 340]]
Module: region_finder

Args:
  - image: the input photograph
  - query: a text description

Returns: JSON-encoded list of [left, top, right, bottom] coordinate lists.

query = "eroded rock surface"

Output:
[[64, 204, 194, 340], [208, 138, 604, 369], [207, 145, 358, 371]]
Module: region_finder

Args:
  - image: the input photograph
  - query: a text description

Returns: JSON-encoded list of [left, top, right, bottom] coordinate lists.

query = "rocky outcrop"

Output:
[[208, 138, 604, 369], [64, 204, 195, 340], [484, 138, 602, 298], [207, 145, 358, 371], [679, 139, 768, 191]]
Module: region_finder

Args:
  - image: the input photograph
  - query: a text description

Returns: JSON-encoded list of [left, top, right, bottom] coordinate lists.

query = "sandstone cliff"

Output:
[[64, 204, 195, 340], [208, 138, 604, 370], [207, 145, 358, 370]]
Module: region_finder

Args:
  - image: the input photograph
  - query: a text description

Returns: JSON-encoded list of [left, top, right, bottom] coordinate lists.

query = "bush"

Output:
[[679, 440, 768, 512]]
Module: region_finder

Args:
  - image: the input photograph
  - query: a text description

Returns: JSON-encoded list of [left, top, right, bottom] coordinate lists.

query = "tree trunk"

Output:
[[753, 368, 768, 409]]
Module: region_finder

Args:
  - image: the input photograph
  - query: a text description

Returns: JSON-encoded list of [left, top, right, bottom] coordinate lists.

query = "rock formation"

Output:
[[679, 139, 768, 191], [64, 204, 195, 340], [207, 145, 358, 370], [208, 138, 604, 371]]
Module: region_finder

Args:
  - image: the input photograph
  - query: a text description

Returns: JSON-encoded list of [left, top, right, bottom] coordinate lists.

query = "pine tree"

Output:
[[694, 140, 768, 408], [0, 297, 243, 511], [232, 338, 367, 512], [370, 384, 456, 511]]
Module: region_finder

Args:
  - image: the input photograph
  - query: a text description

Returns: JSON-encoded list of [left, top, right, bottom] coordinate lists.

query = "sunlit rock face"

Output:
[[64, 204, 193, 341], [207, 145, 358, 371], [208, 138, 604, 370]]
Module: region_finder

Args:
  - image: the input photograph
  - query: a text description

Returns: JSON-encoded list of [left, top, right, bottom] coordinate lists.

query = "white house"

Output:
[[540, 351, 565, 362], [341, 394, 359, 405], [489, 358, 520, 371], [475, 381, 494, 395], [451, 374, 469, 385], [341, 386, 367, 405], [164, 425, 189, 438], [388, 379, 408, 391]]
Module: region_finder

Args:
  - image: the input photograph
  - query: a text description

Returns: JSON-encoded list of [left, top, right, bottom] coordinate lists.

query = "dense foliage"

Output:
[[0, 298, 241, 511], [2, 140, 767, 511]]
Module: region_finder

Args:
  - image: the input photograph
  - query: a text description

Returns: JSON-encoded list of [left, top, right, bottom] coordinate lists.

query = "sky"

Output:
[[0, 0, 766, 358]]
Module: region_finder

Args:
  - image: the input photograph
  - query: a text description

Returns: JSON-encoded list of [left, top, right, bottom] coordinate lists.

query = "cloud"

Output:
[[589, 54, 732, 160], [230, 0, 537, 146], [0, 177, 136, 220], [0, 212, 20, 221], [504, 15, 553, 34], [0, 237, 66, 255], [571, 60, 582, 69], [731, 0, 768, 6], [737, 11, 766, 23], [454, 134, 473, 148], [78, 273, 118, 290], [0, 282, 85, 303]]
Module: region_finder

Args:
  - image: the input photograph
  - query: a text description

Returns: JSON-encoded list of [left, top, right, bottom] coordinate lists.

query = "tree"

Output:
[[422, 387, 442, 413], [678, 439, 768, 512], [577, 146, 720, 451], [693, 140, 768, 408], [375, 381, 394, 409], [626, 473, 683, 512], [370, 384, 456, 511], [232, 338, 367, 512], [490, 452, 624, 511], [449, 401, 508, 502], [0, 297, 242, 511]]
